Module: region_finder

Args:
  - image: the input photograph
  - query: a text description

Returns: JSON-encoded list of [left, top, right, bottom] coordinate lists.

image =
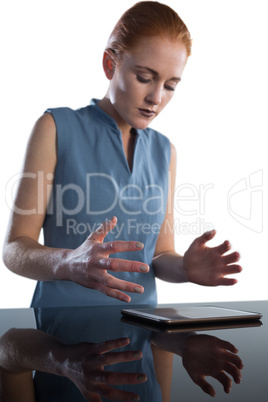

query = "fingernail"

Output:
[[122, 297, 130, 303], [133, 351, 142, 358], [136, 374, 146, 382], [139, 264, 149, 272], [135, 287, 143, 294], [205, 229, 214, 235], [135, 242, 143, 249]]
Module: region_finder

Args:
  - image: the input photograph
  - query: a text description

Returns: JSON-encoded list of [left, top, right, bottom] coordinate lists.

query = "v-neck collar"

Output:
[[90, 99, 142, 174]]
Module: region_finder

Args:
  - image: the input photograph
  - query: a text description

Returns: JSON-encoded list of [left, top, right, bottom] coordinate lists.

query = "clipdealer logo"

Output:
[[5, 171, 215, 236], [227, 170, 263, 233]]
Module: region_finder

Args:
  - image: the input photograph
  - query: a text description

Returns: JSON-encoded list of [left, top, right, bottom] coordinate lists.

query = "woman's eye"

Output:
[[136, 75, 151, 84], [165, 85, 176, 92]]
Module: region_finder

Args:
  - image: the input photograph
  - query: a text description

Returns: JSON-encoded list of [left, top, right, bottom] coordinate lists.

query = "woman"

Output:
[[3, 1, 242, 307]]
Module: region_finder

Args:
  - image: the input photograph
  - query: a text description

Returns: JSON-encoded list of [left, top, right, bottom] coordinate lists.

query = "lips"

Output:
[[138, 108, 156, 118]]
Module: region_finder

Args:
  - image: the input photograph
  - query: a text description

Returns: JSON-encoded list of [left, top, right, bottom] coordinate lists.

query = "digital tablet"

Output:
[[121, 306, 262, 326], [121, 315, 263, 334]]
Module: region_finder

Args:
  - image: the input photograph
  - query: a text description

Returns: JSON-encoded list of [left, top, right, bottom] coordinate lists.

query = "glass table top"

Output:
[[0, 300, 267, 401]]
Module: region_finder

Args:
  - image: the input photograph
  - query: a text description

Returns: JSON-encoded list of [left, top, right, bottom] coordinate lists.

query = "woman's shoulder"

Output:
[[138, 127, 171, 169], [43, 105, 99, 135], [141, 126, 171, 152], [45, 104, 90, 119]]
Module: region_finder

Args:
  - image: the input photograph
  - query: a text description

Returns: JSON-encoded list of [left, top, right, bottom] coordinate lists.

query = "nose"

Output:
[[145, 84, 162, 106]]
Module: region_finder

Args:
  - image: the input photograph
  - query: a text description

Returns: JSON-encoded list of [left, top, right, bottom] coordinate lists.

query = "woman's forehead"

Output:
[[120, 37, 188, 75]]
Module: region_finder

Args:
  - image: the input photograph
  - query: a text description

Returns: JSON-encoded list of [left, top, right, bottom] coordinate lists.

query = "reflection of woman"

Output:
[[3, 1, 241, 307]]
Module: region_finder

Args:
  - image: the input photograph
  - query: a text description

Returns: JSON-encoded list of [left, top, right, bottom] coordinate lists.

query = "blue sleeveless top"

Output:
[[31, 99, 171, 307]]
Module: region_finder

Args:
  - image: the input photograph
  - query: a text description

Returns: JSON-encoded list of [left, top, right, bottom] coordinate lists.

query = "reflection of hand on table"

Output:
[[60, 337, 147, 401], [0, 328, 147, 402], [151, 330, 243, 397], [182, 334, 243, 396]]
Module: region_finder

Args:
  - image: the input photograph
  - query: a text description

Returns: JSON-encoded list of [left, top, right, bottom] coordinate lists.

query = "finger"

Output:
[[216, 339, 238, 354], [94, 276, 146, 302], [224, 362, 242, 384], [99, 351, 143, 367], [215, 265, 242, 286], [197, 229, 216, 245], [216, 277, 239, 286], [94, 283, 132, 303], [195, 377, 216, 397], [88, 216, 117, 242], [222, 251, 241, 265], [99, 258, 149, 274], [101, 240, 144, 254], [97, 275, 145, 296], [225, 351, 244, 369], [214, 240, 231, 255], [96, 338, 130, 354], [215, 371, 232, 393], [222, 264, 243, 275]]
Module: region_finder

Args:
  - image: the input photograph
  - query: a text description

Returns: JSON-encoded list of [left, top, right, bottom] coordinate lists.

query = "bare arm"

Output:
[[152, 143, 242, 286], [2, 114, 149, 302], [152, 143, 186, 282], [2, 113, 63, 281]]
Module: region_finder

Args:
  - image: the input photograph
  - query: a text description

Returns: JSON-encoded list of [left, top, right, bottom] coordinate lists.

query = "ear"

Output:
[[102, 51, 116, 80]]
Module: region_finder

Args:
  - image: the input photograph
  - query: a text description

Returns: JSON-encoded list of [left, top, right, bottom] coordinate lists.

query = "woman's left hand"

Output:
[[183, 230, 242, 286], [182, 334, 243, 396]]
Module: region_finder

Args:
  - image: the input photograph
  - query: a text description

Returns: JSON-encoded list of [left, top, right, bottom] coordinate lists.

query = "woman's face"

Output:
[[106, 36, 188, 132]]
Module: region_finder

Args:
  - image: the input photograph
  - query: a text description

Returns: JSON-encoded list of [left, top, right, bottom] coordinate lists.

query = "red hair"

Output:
[[106, 1, 192, 58]]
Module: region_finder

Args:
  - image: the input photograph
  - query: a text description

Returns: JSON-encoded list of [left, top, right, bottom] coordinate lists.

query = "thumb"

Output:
[[197, 229, 216, 245], [88, 216, 117, 242]]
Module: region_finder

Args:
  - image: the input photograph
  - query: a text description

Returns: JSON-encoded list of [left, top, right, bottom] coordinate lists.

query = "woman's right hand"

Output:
[[59, 216, 150, 302], [63, 337, 147, 401]]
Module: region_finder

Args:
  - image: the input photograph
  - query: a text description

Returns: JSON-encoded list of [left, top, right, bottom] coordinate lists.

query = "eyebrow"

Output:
[[135, 65, 181, 82]]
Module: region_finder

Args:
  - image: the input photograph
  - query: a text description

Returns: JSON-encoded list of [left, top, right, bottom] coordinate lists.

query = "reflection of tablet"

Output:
[[121, 306, 262, 326], [121, 315, 263, 333]]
